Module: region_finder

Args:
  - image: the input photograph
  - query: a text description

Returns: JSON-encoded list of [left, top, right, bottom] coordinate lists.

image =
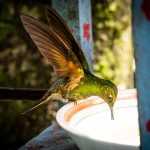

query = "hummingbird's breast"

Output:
[[69, 77, 102, 99]]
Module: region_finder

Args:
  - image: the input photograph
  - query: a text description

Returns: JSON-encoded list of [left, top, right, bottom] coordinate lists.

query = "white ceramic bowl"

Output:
[[56, 89, 140, 150]]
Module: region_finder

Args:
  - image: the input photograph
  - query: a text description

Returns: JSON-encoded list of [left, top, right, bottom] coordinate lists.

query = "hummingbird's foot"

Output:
[[74, 100, 78, 105], [68, 97, 78, 105], [71, 100, 78, 105]]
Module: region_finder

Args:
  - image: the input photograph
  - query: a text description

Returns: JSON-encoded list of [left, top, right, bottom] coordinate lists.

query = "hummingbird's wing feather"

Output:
[[46, 7, 90, 72], [21, 15, 83, 81]]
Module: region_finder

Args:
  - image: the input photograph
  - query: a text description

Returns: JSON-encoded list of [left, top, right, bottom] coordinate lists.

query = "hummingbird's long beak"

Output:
[[109, 106, 114, 120]]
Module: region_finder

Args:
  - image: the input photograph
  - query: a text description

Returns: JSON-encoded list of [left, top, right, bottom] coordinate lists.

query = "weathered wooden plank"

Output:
[[19, 124, 79, 150], [79, 0, 93, 71], [133, 0, 150, 149]]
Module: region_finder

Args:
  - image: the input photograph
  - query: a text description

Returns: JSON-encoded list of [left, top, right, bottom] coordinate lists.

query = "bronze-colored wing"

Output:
[[46, 7, 90, 72], [20, 15, 83, 83]]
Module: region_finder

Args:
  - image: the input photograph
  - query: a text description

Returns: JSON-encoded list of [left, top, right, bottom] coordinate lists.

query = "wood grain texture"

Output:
[[19, 124, 79, 150]]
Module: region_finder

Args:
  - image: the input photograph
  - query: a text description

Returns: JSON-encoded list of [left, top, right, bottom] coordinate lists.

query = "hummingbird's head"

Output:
[[101, 80, 118, 120]]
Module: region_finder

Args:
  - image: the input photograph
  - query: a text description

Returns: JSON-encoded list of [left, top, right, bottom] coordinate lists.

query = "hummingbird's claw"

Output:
[[68, 97, 78, 105], [74, 101, 78, 105]]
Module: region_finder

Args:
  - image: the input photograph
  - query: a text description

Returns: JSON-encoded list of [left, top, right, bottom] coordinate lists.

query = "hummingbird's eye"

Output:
[[108, 94, 113, 102]]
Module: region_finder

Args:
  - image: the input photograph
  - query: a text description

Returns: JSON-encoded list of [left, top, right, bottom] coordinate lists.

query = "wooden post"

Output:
[[52, 0, 93, 71], [133, 0, 150, 149]]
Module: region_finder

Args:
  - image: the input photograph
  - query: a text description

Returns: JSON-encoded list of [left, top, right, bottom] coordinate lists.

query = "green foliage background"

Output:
[[92, 0, 133, 88], [0, 0, 133, 149]]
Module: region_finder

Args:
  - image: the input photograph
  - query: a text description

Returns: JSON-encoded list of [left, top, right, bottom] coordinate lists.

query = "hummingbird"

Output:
[[20, 8, 118, 119]]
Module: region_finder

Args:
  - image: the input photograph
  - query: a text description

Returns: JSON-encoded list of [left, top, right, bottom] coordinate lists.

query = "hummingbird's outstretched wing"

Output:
[[20, 15, 84, 83], [46, 7, 90, 72]]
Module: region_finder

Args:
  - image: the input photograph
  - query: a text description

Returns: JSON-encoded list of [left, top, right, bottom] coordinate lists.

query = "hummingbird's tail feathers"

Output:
[[21, 79, 59, 115], [22, 98, 50, 115], [20, 15, 83, 80], [46, 7, 90, 72]]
